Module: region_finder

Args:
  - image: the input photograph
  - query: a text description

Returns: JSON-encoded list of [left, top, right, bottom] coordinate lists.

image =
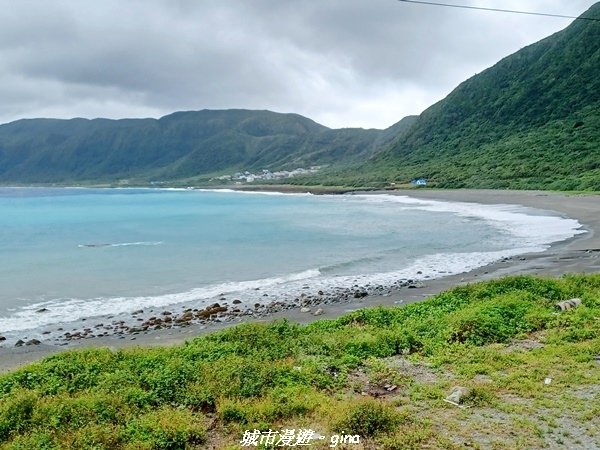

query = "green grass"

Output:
[[1, 274, 600, 449]]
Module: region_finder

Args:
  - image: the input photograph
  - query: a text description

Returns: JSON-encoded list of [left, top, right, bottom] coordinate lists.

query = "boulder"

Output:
[[176, 311, 194, 322], [556, 298, 582, 311], [444, 386, 471, 405]]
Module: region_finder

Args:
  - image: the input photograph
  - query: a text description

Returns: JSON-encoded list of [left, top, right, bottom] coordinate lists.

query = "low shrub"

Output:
[[123, 407, 205, 449], [448, 293, 543, 346], [0, 390, 38, 441], [334, 399, 403, 437]]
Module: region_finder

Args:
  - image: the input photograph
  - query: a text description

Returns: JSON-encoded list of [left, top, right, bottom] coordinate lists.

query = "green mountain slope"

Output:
[[357, 2, 600, 190], [0, 109, 416, 184], [1, 4, 598, 189]]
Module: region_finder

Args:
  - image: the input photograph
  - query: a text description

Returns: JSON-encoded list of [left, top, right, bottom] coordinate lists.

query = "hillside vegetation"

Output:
[[355, 3, 600, 190], [0, 110, 415, 184], [1, 275, 599, 449]]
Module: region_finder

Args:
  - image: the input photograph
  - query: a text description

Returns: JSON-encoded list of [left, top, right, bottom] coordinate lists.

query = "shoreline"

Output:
[[1, 189, 598, 374]]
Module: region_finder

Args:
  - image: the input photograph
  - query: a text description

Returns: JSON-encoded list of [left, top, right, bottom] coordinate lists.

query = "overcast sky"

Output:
[[0, 0, 597, 129]]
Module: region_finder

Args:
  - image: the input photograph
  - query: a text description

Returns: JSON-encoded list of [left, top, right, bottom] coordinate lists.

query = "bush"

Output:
[[334, 400, 402, 437], [123, 407, 205, 449], [0, 390, 38, 442], [448, 293, 542, 346], [2, 432, 57, 450]]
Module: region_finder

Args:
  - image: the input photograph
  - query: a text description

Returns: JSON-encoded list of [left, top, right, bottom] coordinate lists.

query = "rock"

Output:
[[300, 307, 311, 313], [313, 308, 324, 316], [132, 309, 144, 315], [36, 308, 49, 313], [177, 311, 194, 322], [232, 299, 242, 305], [353, 291, 367, 298], [0, 336, 6, 341], [556, 298, 582, 311], [444, 386, 471, 405], [162, 311, 172, 316], [15, 339, 25, 347]]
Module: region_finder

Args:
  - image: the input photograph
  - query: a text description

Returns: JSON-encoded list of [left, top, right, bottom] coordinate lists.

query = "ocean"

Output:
[[0, 187, 585, 342]]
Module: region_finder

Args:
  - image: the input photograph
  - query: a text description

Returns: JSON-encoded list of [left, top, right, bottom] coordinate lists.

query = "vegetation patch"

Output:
[[1, 274, 600, 448]]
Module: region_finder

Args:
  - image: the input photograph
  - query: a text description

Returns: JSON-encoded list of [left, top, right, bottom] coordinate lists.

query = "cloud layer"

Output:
[[0, 0, 596, 128]]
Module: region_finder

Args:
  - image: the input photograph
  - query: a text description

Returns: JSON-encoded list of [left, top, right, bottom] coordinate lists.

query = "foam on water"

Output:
[[77, 241, 163, 248], [198, 188, 314, 197], [0, 269, 321, 333], [350, 194, 585, 246]]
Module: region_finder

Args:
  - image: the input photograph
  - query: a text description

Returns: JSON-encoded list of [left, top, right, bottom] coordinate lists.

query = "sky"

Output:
[[0, 0, 597, 129]]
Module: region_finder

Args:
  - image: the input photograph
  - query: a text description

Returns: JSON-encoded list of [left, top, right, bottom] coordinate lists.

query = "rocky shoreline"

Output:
[[6, 278, 426, 347]]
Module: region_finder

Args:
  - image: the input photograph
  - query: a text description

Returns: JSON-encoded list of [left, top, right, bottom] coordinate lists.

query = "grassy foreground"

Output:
[[1, 275, 600, 449]]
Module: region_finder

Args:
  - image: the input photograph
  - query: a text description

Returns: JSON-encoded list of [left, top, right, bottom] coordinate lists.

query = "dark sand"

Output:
[[1, 189, 598, 373]]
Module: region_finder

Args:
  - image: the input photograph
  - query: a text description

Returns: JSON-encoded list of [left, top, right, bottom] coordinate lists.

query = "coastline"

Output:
[[1, 189, 598, 374]]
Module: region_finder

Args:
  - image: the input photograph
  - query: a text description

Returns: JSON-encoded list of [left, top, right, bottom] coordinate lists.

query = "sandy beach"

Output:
[[1, 189, 598, 374]]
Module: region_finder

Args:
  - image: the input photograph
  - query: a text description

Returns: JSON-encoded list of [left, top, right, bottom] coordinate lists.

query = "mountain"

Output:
[[1, 4, 598, 189], [358, 2, 600, 190], [0, 109, 416, 184]]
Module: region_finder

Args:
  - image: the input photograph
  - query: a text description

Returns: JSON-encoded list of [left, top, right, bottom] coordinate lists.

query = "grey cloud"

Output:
[[0, 0, 597, 128]]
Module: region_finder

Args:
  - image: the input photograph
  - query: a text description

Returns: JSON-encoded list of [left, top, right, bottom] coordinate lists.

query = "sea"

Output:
[[0, 187, 585, 343]]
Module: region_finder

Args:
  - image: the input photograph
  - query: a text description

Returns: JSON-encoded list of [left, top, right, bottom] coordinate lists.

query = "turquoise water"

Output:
[[0, 187, 584, 336]]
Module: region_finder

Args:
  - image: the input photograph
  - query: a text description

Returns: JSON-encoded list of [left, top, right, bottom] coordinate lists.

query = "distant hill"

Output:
[[357, 2, 600, 190], [0, 109, 416, 184], [1, 4, 598, 189]]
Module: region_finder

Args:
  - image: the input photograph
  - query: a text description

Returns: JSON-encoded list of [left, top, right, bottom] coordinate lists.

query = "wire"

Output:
[[397, 0, 600, 22]]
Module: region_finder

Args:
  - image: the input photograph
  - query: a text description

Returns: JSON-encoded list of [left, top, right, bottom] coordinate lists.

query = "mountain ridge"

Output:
[[0, 2, 599, 189], [0, 110, 417, 184], [358, 2, 600, 190]]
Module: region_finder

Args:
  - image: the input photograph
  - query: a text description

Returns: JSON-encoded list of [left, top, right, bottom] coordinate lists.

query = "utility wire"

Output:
[[397, 0, 600, 22]]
